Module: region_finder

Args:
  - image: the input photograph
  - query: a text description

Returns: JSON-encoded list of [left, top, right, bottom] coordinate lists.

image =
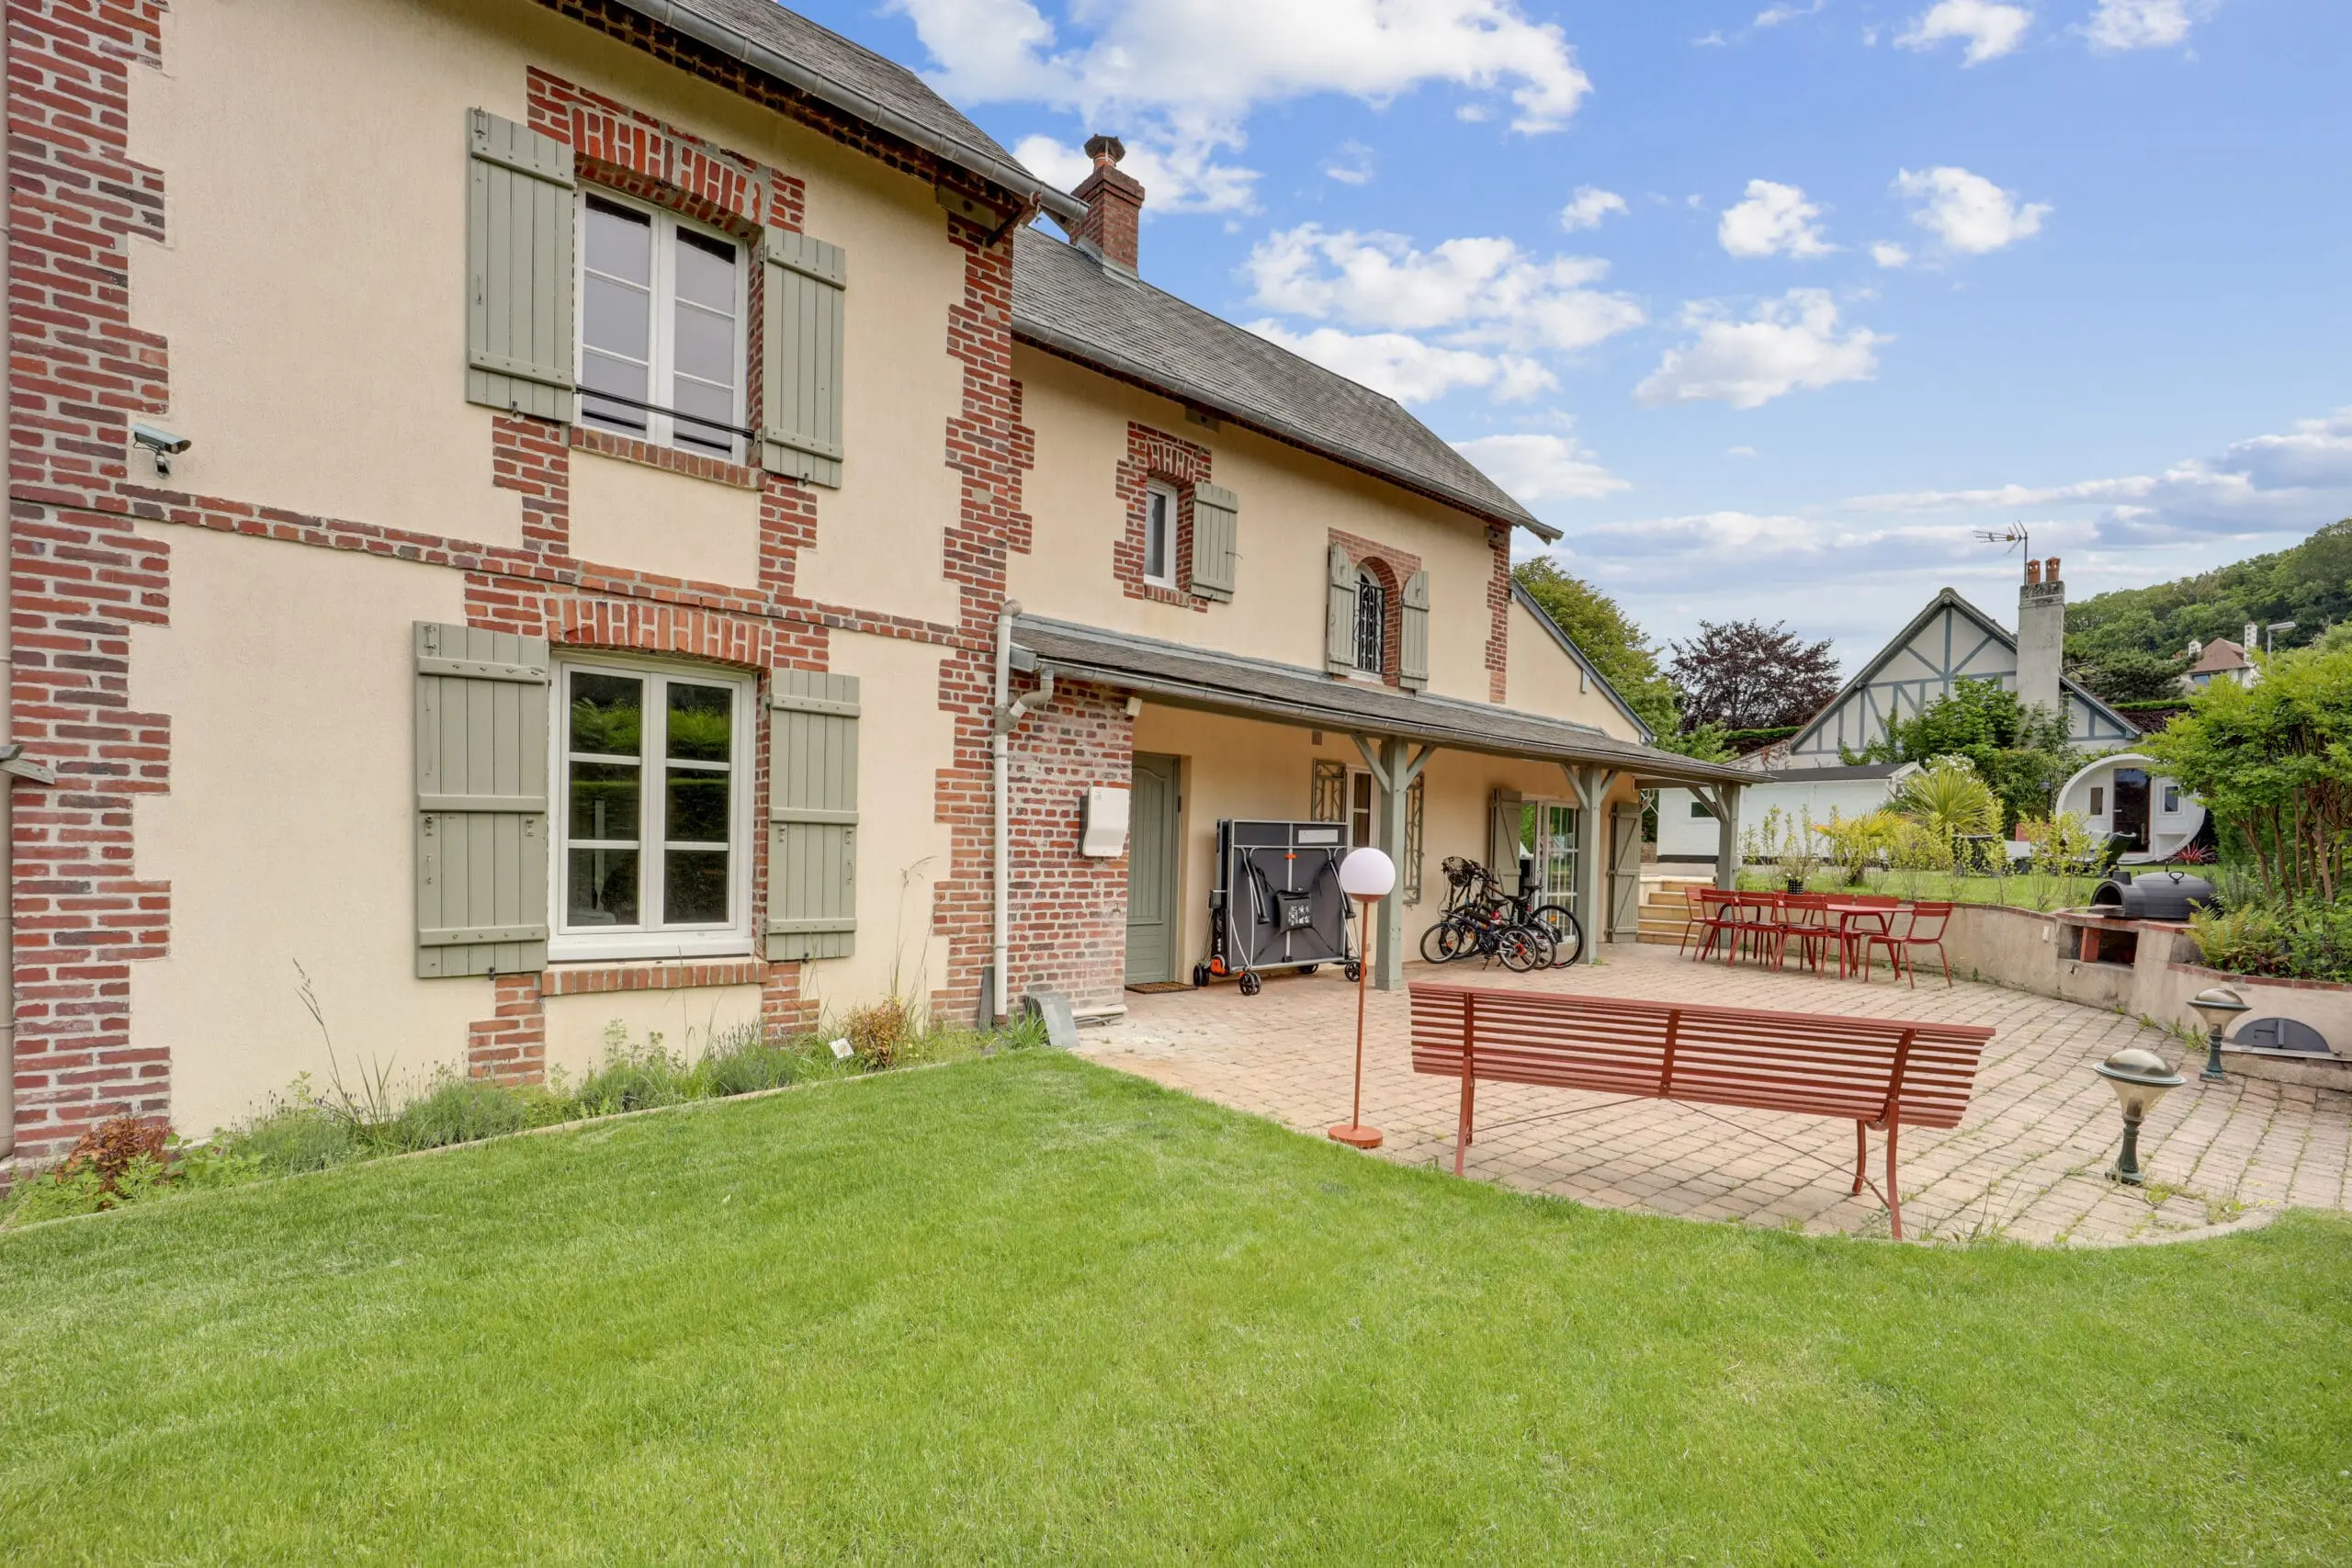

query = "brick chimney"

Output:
[[2016, 556, 2065, 721], [1070, 134, 1144, 274]]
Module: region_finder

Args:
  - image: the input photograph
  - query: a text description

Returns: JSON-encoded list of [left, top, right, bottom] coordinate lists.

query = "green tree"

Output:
[[1510, 559, 1682, 738], [2066, 518, 2352, 670], [2075, 648, 2187, 705], [2143, 640, 2351, 905]]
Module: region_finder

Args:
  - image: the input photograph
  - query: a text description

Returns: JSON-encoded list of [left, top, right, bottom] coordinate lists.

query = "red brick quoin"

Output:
[[1113, 422, 1214, 610], [1329, 529, 1423, 689]]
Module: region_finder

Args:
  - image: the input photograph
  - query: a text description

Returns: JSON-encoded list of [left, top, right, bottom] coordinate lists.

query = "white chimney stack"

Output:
[[2016, 556, 2065, 722]]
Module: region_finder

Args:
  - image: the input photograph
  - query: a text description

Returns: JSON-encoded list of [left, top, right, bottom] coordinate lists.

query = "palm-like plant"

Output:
[[1894, 755, 2001, 840]]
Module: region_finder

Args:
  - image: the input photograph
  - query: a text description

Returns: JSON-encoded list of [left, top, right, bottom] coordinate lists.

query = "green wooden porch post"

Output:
[[1561, 764, 1618, 964], [1354, 735, 1435, 991]]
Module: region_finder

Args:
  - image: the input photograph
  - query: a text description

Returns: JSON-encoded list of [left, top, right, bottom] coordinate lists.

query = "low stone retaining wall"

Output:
[[1942, 903, 2352, 1088]]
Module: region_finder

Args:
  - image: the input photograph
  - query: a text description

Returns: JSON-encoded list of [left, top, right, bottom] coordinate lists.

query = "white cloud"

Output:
[[1895, 1, 2033, 64], [1871, 241, 1913, 268], [1559, 186, 1628, 231], [892, 0, 1593, 212], [1727, 445, 1760, 457], [1247, 322, 1554, 405], [1324, 141, 1374, 186], [1634, 290, 1886, 410], [1245, 224, 1645, 352], [1843, 407, 2352, 541], [1451, 432, 1627, 502], [1718, 179, 1835, 259], [1756, 0, 1828, 26], [2083, 0, 2203, 51], [1895, 165, 2051, 254], [1012, 132, 1258, 213]]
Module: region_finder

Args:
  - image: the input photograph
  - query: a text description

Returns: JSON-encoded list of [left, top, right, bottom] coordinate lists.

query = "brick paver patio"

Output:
[[1080, 943, 2352, 1247]]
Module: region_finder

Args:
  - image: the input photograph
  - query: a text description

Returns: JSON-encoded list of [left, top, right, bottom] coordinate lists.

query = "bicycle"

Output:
[[1421, 857, 1563, 970]]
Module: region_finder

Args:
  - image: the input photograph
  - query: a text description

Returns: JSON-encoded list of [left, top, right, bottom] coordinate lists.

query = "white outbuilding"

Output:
[[2054, 752, 2208, 864]]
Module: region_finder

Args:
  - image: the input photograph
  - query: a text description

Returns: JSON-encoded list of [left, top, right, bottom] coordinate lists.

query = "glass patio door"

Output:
[[1522, 800, 1578, 909]]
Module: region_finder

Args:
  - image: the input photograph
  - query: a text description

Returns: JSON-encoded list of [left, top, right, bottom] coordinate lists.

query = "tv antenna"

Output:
[[1973, 523, 2030, 556]]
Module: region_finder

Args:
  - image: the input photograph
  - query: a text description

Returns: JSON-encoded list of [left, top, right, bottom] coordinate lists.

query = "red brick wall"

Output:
[[1003, 677, 1134, 1013], [1485, 525, 1511, 703], [1113, 422, 1213, 609], [1328, 529, 1422, 688]]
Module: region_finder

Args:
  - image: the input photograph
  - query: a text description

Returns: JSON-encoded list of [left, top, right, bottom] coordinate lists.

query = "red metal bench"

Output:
[[1408, 982, 1997, 1239]]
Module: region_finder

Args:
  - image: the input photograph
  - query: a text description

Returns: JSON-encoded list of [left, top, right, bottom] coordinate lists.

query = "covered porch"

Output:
[[1010, 615, 1755, 995]]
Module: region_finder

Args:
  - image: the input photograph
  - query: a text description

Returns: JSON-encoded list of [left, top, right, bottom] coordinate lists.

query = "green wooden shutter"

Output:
[[465, 108, 575, 421], [1325, 543, 1355, 673], [761, 231, 847, 488], [1189, 482, 1238, 603], [1404, 774, 1426, 905], [766, 670, 860, 961], [1399, 570, 1431, 692], [415, 622, 550, 977]]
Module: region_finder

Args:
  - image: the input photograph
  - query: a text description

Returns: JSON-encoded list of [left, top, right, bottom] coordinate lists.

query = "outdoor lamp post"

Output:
[[2093, 1046, 2187, 1186], [1329, 846, 1396, 1151], [2187, 985, 2250, 1083]]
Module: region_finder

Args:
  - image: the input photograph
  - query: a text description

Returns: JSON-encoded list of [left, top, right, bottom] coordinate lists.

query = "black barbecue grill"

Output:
[[2090, 868, 2216, 922]]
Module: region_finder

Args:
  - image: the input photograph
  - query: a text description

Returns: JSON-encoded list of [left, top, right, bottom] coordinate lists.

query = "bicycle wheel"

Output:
[[1498, 924, 1552, 973], [1421, 912, 1473, 964], [1527, 904, 1583, 967]]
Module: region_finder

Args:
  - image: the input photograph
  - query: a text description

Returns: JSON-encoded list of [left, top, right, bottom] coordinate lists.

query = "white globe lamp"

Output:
[[1330, 846, 1395, 1150]]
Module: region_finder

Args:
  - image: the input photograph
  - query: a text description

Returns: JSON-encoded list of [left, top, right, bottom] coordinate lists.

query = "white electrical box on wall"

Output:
[[1080, 786, 1131, 857]]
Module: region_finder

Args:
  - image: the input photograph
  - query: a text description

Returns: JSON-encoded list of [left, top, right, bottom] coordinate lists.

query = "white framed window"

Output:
[[1142, 481, 1179, 588], [577, 192, 747, 461], [550, 655, 756, 960], [1354, 568, 1386, 674]]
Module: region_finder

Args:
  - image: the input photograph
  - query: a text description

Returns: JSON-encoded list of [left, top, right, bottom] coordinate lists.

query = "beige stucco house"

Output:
[[0, 0, 1747, 1165]]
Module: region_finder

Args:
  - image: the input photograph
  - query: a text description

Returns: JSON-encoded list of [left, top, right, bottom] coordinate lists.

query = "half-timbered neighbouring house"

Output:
[[0, 0, 1750, 1166], [1780, 562, 2138, 769]]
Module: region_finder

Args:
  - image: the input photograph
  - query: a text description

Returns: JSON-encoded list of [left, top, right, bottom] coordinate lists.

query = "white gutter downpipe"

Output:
[[992, 604, 1017, 1024], [990, 604, 1054, 1025]]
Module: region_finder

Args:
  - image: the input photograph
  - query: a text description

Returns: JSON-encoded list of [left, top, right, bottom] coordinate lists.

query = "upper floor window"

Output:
[[554, 657, 754, 959], [1353, 568, 1386, 674], [578, 194, 745, 461], [1143, 481, 1179, 588]]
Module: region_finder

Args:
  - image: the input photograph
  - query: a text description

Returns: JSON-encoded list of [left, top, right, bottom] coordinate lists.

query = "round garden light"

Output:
[[1329, 847, 1396, 1152], [2187, 985, 2250, 1083], [2092, 1045, 2186, 1187]]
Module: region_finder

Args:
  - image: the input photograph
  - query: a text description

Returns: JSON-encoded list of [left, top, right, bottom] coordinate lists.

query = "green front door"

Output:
[[1125, 753, 1181, 986]]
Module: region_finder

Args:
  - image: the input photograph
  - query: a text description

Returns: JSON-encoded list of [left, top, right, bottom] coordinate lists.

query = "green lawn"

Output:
[[5, 1054, 2348, 1564]]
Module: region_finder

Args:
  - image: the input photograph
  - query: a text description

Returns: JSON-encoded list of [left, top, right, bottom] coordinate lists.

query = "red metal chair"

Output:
[[1838, 895, 1903, 978], [1774, 893, 1834, 973], [1862, 901, 1956, 987], [1726, 892, 1783, 966], [1674, 885, 1710, 956], [1692, 889, 1740, 963]]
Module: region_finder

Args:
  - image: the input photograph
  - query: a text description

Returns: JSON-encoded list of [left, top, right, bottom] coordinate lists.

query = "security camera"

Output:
[[131, 423, 191, 475]]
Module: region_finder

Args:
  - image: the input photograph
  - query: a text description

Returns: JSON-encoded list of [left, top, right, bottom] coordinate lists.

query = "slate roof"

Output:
[[1012, 616, 1751, 784], [1011, 229, 1552, 539], [609, 2, 1087, 224]]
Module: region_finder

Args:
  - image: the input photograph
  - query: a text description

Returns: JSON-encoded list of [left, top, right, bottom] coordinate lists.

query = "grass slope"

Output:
[[4, 1054, 2347, 1564]]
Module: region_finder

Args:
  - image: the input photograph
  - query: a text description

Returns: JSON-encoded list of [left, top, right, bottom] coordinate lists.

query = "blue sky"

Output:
[[793, 0, 2351, 666]]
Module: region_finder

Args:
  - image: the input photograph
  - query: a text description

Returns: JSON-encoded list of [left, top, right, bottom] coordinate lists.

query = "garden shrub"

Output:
[[232, 1104, 362, 1174], [388, 1074, 531, 1152], [694, 1026, 805, 1098], [843, 998, 912, 1070], [578, 1039, 695, 1116]]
